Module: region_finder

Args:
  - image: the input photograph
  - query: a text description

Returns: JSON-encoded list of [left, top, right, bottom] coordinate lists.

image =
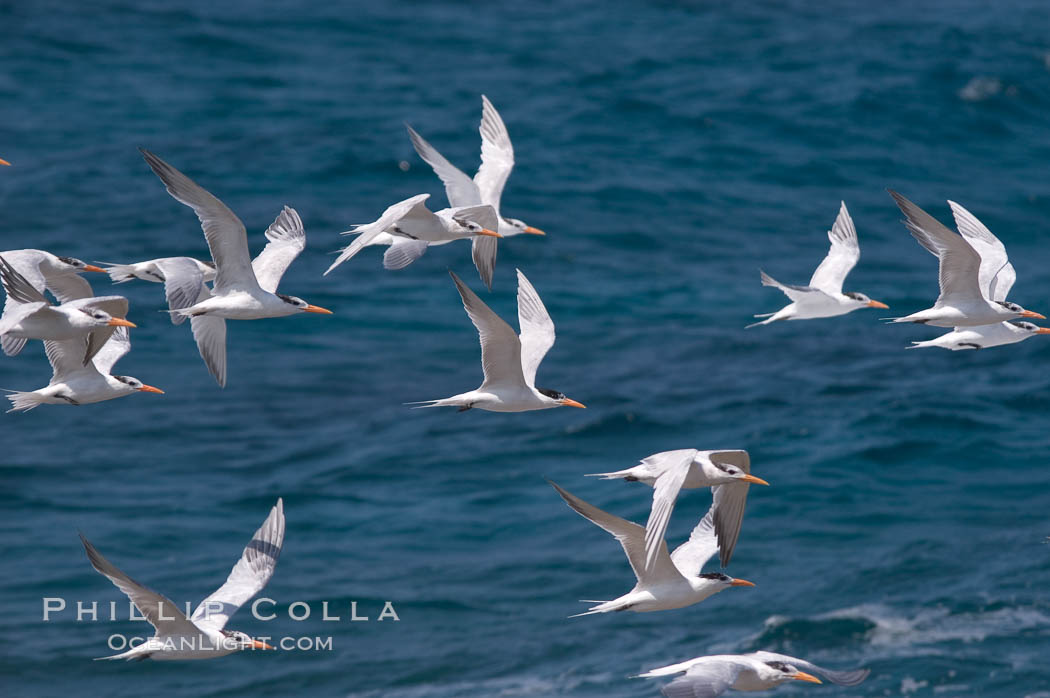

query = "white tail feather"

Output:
[[6, 391, 48, 412]]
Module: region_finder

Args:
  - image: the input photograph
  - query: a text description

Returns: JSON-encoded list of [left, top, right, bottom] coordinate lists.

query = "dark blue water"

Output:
[[3, 1, 1050, 695]]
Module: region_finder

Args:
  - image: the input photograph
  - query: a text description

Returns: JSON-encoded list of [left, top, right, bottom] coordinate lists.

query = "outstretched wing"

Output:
[[449, 270, 525, 388], [749, 652, 870, 686], [808, 201, 860, 295], [153, 257, 207, 324], [91, 326, 132, 375], [474, 95, 515, 214], [80, 533, 197, 636], [759, 270, 829, 303], [140, 149, 260, 294], [324, 194, 433, 275], [549, 480, 682, 585], [669, 504, 720, 578], [471, 235, 499, 291], [252, 206, 306, 294], [948, 200, 1015, 302], [643, 450, 697, 574], [515, 269, 555, 388], [189, 284, 227, 387], [406, 124, 481, 208], [889, 190, 985, 305], [192, 499, 285, 632]]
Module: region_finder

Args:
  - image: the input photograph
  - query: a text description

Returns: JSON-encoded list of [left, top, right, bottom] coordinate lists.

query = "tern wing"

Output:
[[189, 284, 226, 387], [192, 499, 285, 632], [80, 534, 197, 636], [642, 450, 698, 574], [0, 255, 50, 304], [324, 194, 433, 275], [808, 201, 860, 295], [252, 206, 306, 294], [709, 450, 752, 568], [406, 124, 481, 208], [471, 236, 499, 291], [759, 271, 830, 304], [515, 269, 555, 388], [748, 652, 870, 686], [449, 270, 526, 388], [549, 481, 683, 585], [152, 257, 206, 325], [948, 201, 1015, 302], [669, 503, 720, 578], [474, 96, 515, 215], [44, 338, 100, 382], [662, 660, 745, 698], [140, 149, 260, 295], [90, 326, 131, 375], [889, 191, 984, 305]]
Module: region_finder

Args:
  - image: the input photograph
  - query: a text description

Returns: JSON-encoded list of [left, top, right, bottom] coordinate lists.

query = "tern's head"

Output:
[[537, 387, 586, 409], [997, 300, 1045, 320], [704, 457, 769, 487], [451, 216, 501, 239], [276, 293, 333, 316], [502, 217, 546, 237], [843, 291, 888, 309], [111, 375, 164, 395], [697, 572, 755, 592], [55, 256, 105, 274], [221, 629, 274, 652], [1010, 320, 1050, 336], [761, 661, 822, 686], [77, 308, 137, 330]]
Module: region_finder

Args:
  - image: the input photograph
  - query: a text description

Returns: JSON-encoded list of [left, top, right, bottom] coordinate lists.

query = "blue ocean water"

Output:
[[2, 0, 1050, 695]]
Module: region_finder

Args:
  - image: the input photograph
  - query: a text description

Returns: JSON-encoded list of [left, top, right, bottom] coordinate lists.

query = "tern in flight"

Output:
[[102, 257, 216, 325], [588, 449, 767, 573], [80, 499, 283, 660], [323, 193, 501, 275], [408, 95, 545, 289], [0, 256, 134, 362], [750, 202, 887, 327], [0, 249, 107, 356], [141, 150, 331, 386], [907, 199, 1050, 349], [549, 481, 754, 615], [412, 269, 584, 412], [6, 327, 162, 411], [638, 651, 869, 697], [888, 190, 1043, 327]]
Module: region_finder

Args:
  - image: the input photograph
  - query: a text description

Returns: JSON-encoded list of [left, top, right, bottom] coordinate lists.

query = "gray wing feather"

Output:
[[808, 201, 860, 295], [643, 450, 696, 574], [383, 240, 429, 270], [449, 270, 525, 388], [252, 206, 306, 294], [471, 235, 499, 290], [406, 124, 481, 208], [153, 258, 207, 324], [948, 200, 1016, 302], [670, 504, 720, 578]]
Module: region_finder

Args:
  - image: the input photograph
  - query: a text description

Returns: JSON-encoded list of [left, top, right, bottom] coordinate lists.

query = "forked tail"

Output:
[[98, 262, 138, 284], [5, 390, 48, 412]]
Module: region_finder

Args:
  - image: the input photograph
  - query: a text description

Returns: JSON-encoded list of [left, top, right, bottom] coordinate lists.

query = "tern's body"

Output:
[[6, 327, 162, 411], [140, 150, 330, 386], [549, 481, 753, 615], [588, 449, 767, 572], [910, 320, 1050, 350], [889, 191, 1042, 328], [751, 202, 886, 327], [407, 96, 545, 288], [80, 499, 283, 661], [639, 651, 869, 697], [413, 269, 584, 413]]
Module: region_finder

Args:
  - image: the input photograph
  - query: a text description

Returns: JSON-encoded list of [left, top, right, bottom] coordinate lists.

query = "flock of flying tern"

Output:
[[2, 97, 1040, 694]]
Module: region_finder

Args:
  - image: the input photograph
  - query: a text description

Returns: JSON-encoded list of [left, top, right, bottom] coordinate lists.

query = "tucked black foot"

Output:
[[457, 405, 473, 412]]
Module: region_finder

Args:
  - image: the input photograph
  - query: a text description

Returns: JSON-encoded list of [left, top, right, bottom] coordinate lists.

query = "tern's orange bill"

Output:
[[252, 640, 275, 650], [137, 385, 164, 394], [560, 398, 586, 408], [0, 158, 10, 166], [1036, 328, 1050, 335], [791, 671, 822, 684], [304, 305, 333, 314], [1021, 310, 1046, 319], [82, 264, 106, 273], [741, 474, 770, 486], [523, 226, 546, 236], [730, 578, 756, 587], [107, 318, 136, 328], [478, 228, 502, 238], [867, 300, 889, 309]]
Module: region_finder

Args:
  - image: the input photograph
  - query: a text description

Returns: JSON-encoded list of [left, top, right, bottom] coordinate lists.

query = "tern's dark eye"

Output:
[[537, 388, 565, 400], [58, 256, 80, 266]]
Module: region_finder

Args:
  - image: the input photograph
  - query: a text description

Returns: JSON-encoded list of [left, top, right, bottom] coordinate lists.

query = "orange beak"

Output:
[[251, 640, 275, 650], [477, 228, 502, 238], [867, 300, 889, 309], [791, 672, 822, 684], [0, 158, 9, 166], [303, 304, 333, 314], [82, 264, 106, 273], [741, 474, 769, 486], [137, 385, 164, 394], [1021, 310, 1046, 319], [523, 226, 546, 236], [730, 578, 756, 587], [1036, 328, 1050, 335], [559, 398, 586, 408], [107, 318, 136, 328]]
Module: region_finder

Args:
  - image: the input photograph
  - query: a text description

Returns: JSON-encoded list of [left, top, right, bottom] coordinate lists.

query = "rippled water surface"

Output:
[[2, 1, 1050, 696]]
